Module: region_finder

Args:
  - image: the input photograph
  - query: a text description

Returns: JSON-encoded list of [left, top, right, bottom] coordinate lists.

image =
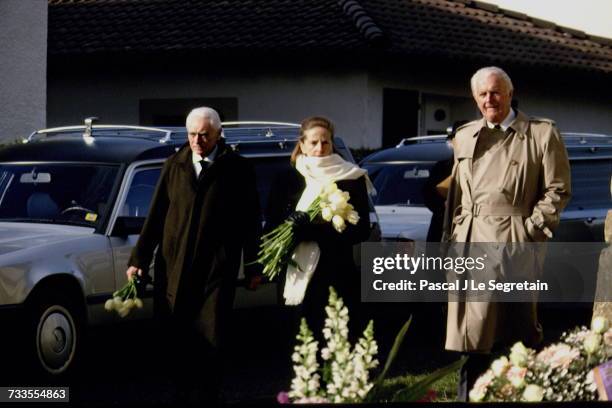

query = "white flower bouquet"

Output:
[[104, 277, 145, 318], [279, 287, 466, 404], [470, 316, 612, 402], [286, 287, 378, 404], [255, 183, 360, 280]]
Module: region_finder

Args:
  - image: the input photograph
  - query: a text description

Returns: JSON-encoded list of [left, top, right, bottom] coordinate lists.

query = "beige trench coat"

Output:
[[443, 110, 571, 352]]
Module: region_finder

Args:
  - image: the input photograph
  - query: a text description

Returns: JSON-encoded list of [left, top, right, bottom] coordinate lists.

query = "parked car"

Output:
[[0, 119, 380, 376], [361, 133, 612, 243]]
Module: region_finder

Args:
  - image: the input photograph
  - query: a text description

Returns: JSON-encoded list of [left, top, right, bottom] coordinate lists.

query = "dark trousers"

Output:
[[163, 314, 223, 405], [457, 352, 492, 402]]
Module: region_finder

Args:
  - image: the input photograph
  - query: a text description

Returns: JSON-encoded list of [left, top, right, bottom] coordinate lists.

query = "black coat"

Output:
[[422, 158, 453, 242], [266, 167, 370, 331], [129, 140, 261, 345]]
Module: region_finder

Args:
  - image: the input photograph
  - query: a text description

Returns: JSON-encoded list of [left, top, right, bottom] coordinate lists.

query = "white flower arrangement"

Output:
[[470, 316, 612, 402], [287, 287, 378, 404]]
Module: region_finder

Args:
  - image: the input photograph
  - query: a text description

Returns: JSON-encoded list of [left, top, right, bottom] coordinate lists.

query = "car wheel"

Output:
[[31, 297, 83, 376]]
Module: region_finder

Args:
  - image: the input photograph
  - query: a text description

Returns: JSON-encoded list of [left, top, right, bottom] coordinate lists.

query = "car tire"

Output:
[[28, 294, 84, 378]]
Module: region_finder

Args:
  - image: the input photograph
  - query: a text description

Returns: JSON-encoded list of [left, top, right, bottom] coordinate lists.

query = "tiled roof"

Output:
[[48, 0, 374, 54], [48, 0, 612, 74], [361, 0, 612, 73]]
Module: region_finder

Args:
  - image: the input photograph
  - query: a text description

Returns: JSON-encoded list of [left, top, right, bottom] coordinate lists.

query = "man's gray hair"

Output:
[[470, 66, 514, 95], [186, 107, 222, 130]]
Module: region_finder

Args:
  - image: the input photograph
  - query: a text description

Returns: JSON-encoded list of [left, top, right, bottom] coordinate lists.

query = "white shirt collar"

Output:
[[487, 108, 516, 132], [192, 144, 218, 165]]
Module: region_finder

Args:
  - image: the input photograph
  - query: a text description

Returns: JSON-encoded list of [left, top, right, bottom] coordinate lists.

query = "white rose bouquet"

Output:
[[104, 277, 145, 318], [470, 316, 612, 402], [254, 182, 360, 280]]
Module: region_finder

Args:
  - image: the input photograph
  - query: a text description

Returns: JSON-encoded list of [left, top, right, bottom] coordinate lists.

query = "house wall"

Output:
[[367, 63, 612, 143], [47, 66, 373, 146], [47, 62, 612, 148], [0, 0, 47, 142]]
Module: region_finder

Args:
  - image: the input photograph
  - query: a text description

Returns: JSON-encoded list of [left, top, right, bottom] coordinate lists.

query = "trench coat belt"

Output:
[[461, 203, 530, 217]]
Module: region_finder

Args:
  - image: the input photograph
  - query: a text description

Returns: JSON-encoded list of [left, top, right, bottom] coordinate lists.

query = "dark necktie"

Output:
[[198, 160, 209, 181], [493, 124, 501, 130]]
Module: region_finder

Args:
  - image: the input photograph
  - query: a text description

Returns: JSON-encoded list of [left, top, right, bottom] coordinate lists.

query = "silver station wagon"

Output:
[[0, 119, 380, 376]]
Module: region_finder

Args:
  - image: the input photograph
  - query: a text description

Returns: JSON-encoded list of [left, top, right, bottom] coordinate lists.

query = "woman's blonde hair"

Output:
[[290, 116, 335, 164]]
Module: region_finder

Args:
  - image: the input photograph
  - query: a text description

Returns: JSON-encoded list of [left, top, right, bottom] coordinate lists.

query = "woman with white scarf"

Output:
[[265, 116, 372, 336]]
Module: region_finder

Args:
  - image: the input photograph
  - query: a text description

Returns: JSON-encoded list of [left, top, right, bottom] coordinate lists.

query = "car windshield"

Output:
[[0, 163, 119, 227], [364, 163, 435, 206]]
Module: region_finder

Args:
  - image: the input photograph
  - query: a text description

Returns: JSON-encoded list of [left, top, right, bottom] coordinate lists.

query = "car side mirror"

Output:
[[113, 216, 145, 237]]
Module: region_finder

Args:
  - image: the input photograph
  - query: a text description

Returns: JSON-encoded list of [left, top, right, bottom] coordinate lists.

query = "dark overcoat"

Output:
[[266, 167, 371, 332], [129, 139, 261, 346]]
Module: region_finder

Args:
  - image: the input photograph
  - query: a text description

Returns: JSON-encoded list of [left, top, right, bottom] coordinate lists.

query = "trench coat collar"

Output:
[[465, 118, 487, 138], [466, 109, 529, 136], [507, 110, 530, 136], [463, 110, 530, 141]]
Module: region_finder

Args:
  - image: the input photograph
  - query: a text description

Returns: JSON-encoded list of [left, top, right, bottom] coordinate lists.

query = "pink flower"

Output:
[[506, 366, 527, 388], [277, 391, 290, 404], [536, 344, 579, 370], [604, 329, 612, 346]]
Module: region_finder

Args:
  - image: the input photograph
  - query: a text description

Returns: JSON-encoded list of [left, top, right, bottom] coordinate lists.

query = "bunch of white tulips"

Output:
[[104, 277, 144, 318], [254, 182, 359, 280], [319, 183, 360, 233]]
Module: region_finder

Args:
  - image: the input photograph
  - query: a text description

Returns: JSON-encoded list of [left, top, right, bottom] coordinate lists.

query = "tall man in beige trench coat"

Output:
[[442, 66, 572, 400]]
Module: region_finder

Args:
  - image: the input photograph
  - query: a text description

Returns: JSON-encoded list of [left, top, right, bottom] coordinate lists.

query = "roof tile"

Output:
[[47, 0, 612, 73]]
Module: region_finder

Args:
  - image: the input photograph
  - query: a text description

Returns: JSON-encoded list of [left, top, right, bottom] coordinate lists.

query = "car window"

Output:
[[120, 168, 161, 217], [567, 159, 612, 210], [0, 164, 119, 227], [364, 163, 434, 206]]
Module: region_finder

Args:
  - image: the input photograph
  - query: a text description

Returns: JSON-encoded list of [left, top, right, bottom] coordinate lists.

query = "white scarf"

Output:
[[283, 154, 374, 305]]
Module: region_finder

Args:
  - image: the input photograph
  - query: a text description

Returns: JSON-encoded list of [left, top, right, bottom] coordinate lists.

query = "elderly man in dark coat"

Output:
[[126, 106, 261, 403]]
